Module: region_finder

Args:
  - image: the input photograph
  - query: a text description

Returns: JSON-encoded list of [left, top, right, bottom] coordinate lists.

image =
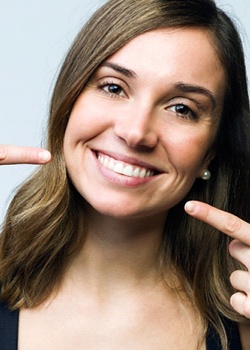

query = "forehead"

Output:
[[110, 27, 220, 64], [107, 27, 226, 95]]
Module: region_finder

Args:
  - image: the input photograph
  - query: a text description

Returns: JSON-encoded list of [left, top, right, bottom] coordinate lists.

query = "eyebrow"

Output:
[[100, 61, 137, 79], [174, 82, 217, 110]]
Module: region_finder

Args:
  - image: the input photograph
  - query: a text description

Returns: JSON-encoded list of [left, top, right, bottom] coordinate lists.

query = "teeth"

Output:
[[98, 154, 154, 178], [133, 168, 140, 177], [123, 165, 133, 176], [114, 163, 124, 174], [139, 169, 146, 178]]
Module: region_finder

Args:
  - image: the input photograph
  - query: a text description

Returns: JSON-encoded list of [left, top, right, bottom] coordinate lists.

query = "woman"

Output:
[[1, 0, 250, 348]]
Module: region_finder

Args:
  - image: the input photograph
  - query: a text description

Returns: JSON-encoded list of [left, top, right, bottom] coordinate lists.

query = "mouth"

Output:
[[97, 152, 159, 179]]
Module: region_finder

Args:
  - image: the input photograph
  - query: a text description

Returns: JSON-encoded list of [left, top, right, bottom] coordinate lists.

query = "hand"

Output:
[[185, 200, 250, 319], [0, 144, 51, 165]]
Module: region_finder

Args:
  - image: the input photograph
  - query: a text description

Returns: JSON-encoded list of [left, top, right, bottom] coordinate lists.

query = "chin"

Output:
[[85, 198, 166, 222]]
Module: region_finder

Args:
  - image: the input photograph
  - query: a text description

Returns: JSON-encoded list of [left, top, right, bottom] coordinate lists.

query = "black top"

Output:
[[206, 318, 242, 349], [0, 299, 242, 350], [0, 300, 18, 350]]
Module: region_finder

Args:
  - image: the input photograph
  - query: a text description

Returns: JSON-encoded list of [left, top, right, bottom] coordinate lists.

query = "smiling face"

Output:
[[63, 27, 226, 221]]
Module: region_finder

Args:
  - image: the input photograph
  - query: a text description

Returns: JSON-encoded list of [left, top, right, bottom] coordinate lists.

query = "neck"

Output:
[[64, 209, 167, 292]]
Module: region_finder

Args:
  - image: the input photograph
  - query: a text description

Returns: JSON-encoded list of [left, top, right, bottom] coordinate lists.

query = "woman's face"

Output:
[[63, 28, 226, 220]]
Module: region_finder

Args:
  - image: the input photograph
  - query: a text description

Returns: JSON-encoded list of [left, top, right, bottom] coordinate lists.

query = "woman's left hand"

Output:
[[185, 200, 250, 319]]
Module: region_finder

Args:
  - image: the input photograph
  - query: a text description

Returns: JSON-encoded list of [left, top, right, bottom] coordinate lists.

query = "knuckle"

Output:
[[224, 214, 242, 235], [247, 280, 250, 293], [243, 274, 250, 293], [23, 149, 31, 163]]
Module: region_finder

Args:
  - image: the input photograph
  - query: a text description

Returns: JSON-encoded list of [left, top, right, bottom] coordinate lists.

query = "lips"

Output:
[[97, 152, 157, 178]]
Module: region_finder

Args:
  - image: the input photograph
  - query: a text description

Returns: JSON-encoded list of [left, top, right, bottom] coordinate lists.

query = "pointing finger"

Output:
[[184, 201, 250, 246], [0, 145, 51, 165]]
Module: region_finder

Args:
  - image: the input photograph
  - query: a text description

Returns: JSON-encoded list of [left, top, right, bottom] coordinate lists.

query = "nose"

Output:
[[113, 103, 158, 150]]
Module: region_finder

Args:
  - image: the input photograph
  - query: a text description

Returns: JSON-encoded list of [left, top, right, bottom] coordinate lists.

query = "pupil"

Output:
[[176, 104, 187, 114], [109, 85, 120, 94]]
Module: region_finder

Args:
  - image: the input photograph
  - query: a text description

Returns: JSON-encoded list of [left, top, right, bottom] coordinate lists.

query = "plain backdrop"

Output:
[[0, 0, 250, 223]]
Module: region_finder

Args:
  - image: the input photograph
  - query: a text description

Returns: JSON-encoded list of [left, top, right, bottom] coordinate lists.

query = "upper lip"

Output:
[[93, 149, 165, 174]]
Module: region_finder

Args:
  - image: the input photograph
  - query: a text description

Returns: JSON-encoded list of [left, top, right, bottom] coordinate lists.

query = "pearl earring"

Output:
[[200, 169, 211, 180]]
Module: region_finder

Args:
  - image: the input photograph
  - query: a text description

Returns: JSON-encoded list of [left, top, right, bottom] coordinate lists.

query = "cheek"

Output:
[[64, 100, 112, 145], [63, 119, 93, 151], [163, 130, 213, 173]]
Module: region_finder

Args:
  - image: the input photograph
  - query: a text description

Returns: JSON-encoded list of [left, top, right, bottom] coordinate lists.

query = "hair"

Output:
[[1, 0, 250, 348]]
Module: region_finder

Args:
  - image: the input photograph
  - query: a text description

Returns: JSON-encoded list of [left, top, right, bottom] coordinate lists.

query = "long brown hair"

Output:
[[1, 0, 250, 347]]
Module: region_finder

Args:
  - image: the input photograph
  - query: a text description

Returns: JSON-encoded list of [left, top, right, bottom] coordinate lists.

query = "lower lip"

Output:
[[92, 151, 157, 188]]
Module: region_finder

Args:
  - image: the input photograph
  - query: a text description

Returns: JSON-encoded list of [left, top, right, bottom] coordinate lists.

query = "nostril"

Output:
[[114, 127, 158, 150], [113, 112, 158, 149]]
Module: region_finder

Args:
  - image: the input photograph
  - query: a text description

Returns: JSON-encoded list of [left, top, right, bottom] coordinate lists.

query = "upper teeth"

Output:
[[98, 154, 154, 178]]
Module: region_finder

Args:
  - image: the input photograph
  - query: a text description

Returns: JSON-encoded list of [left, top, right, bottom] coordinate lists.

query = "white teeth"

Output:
[[132, 168, 140, 177], [98, 154, 154, 178], [108, 159, 115, 170], [123, 165, 133, 176], [114, 163, 124, 174], [104, 157, 109, 168], [139, 169, 146, 178]]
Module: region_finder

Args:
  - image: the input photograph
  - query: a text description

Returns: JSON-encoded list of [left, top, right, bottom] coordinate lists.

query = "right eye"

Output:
[[98, 82, 126, 98]]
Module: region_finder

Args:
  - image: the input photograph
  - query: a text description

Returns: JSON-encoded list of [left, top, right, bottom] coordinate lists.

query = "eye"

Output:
[[168, 103, 198, 120], [98, 82, 126, 98]]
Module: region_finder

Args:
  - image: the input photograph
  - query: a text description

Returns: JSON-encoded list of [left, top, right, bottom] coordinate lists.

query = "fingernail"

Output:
[[185, 201, 197, 214], [38, 150, 51, 162]]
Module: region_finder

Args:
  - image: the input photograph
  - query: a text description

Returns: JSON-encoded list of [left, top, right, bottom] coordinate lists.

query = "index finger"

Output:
[[0, 145, 51, 165], [184, 201, 250, 246]]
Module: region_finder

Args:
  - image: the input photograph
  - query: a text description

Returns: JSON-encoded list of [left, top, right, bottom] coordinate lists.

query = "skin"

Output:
[[1, 27, 250, 348], [0, 144, 51, 165]]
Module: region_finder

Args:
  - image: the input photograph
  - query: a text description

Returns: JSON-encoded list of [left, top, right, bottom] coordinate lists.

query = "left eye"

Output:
[[169, 104, 197, 120]]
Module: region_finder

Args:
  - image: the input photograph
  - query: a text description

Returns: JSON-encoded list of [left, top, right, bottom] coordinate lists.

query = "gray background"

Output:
[[0, 0, 249, 223]]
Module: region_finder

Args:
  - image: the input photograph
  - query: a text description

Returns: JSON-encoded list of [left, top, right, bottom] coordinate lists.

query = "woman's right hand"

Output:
[[0, 145, 51, 165]]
